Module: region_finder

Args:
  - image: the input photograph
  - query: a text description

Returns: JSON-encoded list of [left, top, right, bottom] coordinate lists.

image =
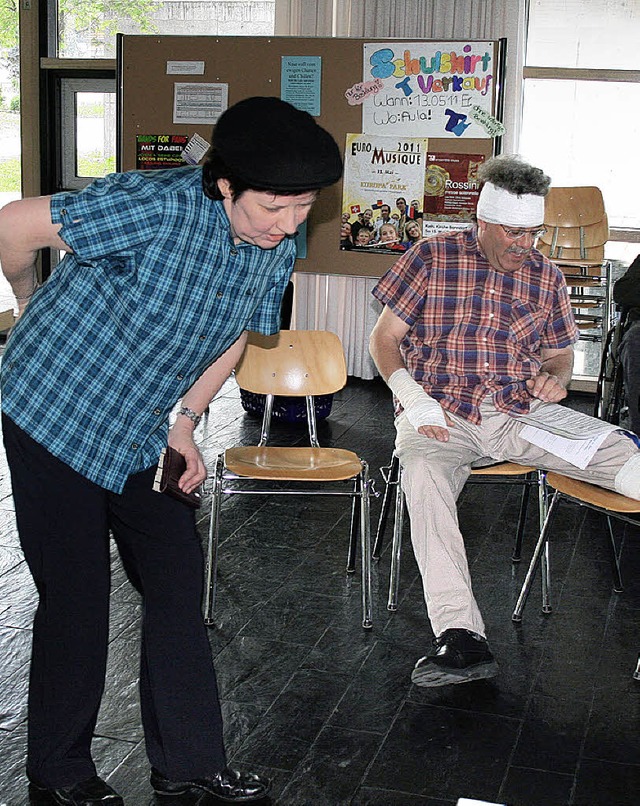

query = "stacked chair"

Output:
[[537, 186, 611, 339]]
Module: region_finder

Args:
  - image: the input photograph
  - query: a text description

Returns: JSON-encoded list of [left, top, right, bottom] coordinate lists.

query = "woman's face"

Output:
[[340, 222, 352, 239], [406, 221, 421, 240], [217, 180, 317, 249]]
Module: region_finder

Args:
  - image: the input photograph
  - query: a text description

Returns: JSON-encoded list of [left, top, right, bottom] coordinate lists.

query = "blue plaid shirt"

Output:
[[1, 167, 296, 492]]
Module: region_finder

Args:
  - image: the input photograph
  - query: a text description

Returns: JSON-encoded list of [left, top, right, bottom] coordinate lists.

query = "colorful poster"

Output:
[[362, 41, 495, 139], [136, 134, 190, 170], [340, 133, 428, 255], [422, 152, 485, 237]]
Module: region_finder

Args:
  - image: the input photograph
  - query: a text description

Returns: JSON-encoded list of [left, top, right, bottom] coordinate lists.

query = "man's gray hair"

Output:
[[477, 155, 551, 197]]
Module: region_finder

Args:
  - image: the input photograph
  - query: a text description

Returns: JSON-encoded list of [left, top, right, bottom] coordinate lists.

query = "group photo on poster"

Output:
[[340, 133, 427, 255]]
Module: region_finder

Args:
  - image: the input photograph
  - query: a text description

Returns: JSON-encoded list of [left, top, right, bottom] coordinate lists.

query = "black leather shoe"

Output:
[[28, 775, 124, 805], [411, 628, 499, 687], [150, 767, 270, 802]]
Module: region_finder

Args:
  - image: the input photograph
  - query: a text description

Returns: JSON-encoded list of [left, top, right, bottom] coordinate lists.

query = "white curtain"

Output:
[[292, 274, 383, 379], [281, 0, 527, 377]]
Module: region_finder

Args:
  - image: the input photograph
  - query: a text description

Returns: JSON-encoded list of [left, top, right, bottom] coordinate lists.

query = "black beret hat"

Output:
[[212, 96, 343, 192]]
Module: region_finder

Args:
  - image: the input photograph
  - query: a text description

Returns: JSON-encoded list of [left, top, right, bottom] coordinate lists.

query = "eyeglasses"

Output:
[[500, 225, 547, 241]]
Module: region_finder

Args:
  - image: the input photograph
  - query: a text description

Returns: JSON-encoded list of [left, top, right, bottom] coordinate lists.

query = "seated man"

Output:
[[369, 155, 640, 688], [612, 255, 640, 436]]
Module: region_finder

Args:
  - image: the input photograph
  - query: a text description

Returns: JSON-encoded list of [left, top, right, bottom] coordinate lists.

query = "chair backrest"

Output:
[[235, 330, 347, 397], [542, 186, 608, 264], [544, 186, 606, 228]]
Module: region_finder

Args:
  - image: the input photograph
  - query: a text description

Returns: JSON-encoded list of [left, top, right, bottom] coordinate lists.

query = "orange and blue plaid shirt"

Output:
[[372, 227, 579, 424]]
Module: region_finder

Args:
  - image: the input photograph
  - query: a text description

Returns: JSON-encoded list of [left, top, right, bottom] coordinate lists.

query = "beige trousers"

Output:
[[395, 399, 640, 638]]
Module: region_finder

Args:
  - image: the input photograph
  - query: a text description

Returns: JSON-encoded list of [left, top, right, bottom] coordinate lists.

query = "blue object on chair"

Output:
[[239, 389, 334, 423]]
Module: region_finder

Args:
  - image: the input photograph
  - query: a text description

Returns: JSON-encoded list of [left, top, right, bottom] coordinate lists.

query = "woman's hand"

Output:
[[167, 419, 207, 494]]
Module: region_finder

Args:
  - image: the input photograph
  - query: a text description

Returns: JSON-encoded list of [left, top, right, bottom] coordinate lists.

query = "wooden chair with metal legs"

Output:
[[204, 330, 374, 630], [512, 472, 640, 678], [373, 453, 548, 613]]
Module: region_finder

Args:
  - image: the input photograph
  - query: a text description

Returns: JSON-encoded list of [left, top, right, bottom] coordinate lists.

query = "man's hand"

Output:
[[526, 372, 568, 403], [168, 423, 207, 493], [417, 411, 455, 442]]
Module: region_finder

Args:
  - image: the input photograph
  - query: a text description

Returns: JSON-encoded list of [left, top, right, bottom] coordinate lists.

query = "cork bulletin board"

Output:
[[117, 35, 505, 279]]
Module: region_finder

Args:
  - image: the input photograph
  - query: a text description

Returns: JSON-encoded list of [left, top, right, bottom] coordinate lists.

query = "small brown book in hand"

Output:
[[153, 446, 202, 509]]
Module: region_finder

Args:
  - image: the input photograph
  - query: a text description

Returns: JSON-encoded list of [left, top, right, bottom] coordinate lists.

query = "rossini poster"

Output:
[[423, 152, 485, 236]]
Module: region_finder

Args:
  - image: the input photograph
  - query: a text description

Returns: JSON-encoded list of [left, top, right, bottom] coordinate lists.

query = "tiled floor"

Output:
[[0, 372, 639, 805]]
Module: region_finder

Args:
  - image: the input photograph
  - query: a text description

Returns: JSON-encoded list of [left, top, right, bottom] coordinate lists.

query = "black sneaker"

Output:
[[150, 767, 271, 802], [411, 628, 499, 687]]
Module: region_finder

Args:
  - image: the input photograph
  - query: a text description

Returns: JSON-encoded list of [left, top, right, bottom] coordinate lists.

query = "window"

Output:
[[520, 0, 640, 383], [525, 0, 639, 70], [521, 0, 640, 248], [60, 79, 116, 189], [57, 0, 276, 58]]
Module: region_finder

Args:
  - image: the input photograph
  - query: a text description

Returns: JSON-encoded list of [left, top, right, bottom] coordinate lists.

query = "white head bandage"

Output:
[[476, 181, 545, 227]]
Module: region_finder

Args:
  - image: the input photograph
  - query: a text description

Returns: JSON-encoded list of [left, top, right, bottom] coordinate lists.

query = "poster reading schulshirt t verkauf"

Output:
[[361, 41, 495, 140]]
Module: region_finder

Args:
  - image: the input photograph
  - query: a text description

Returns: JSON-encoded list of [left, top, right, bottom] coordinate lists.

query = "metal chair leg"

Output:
[[387, 462, 405, 611], [605, 514, 624, 593], [540, 538, 552, 614], [204, 454, 224, 626], [373, 454, 399, 559], [346, 482, 359, 573], [512, 489, 560, 622], [511, 475, 532, 562], [359, 463, 373, 629]]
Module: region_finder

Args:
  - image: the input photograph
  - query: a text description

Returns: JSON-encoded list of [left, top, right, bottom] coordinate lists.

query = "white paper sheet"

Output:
[[519, 424, 612, 469]]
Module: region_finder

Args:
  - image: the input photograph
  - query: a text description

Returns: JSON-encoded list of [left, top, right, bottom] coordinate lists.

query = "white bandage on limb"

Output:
[[614, 454, 640, 501], [387, 368, 447, 431]]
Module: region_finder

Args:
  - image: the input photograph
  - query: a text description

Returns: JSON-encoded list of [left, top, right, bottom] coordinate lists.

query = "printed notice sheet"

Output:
[[515, 405, 619, 470], [173, 82, 228, 125]]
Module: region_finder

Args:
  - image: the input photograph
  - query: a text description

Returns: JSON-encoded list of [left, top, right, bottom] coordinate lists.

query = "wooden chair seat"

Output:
[[225, 446, 365, 481], [471, 462, 536, 476], [569, 299, 600, 309], [545, 473, 640, 514], [537, 243, 605, 267]]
